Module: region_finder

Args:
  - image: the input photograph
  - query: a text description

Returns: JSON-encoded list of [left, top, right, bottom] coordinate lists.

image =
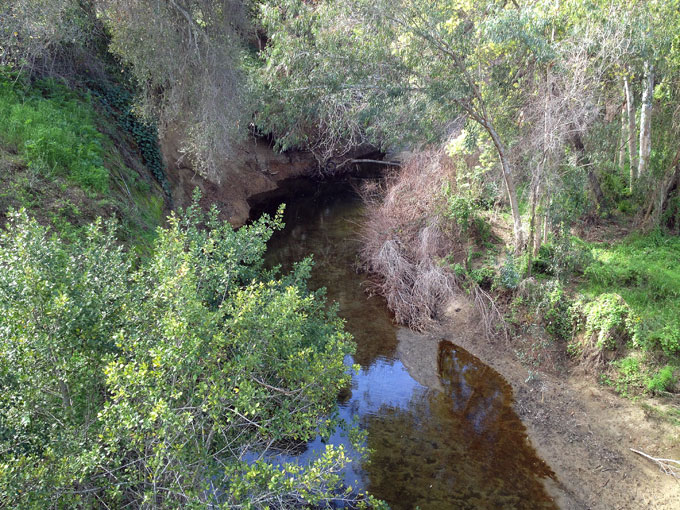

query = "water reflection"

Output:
[[362, 341, 554, 510], [250, 182, 556, 509], [258, 182, 399, 366]]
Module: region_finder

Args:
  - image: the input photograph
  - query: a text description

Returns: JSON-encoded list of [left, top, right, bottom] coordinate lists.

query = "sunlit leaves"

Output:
[[0, 198, 367, 508]]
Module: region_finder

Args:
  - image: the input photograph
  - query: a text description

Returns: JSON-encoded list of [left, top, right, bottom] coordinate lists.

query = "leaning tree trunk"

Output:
[[485, 123, 524, 251], [624, 75, 637, 180], [638, 62, 654, 178]]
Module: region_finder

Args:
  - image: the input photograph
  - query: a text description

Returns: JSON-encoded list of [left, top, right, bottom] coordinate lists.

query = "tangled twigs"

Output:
[[630, 448, 680, 478]]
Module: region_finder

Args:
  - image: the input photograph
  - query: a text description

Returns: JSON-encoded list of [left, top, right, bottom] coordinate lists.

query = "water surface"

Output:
[[251, 181, 557, 509]]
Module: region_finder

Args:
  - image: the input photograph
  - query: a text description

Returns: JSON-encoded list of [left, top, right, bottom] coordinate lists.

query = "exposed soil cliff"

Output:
[[162, 131, 320, 226]]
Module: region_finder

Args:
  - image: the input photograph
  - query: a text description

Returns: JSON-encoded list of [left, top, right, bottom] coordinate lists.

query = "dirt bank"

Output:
[[162, 131, 380, 226], [161, 132, 320, 226], [437, 294, 680, 510]]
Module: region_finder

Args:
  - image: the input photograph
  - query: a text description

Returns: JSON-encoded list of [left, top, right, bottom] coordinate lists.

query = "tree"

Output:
[[259, 0, 570, 249], [97, 0, 253, 181], [1, 0, 255, 182]]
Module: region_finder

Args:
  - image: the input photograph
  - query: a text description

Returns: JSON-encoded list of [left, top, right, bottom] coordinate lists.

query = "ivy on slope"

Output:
[[87, 80, 170, 196]]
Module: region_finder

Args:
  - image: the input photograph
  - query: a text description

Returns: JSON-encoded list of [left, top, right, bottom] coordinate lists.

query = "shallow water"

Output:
[[252, 181, 557, 509]]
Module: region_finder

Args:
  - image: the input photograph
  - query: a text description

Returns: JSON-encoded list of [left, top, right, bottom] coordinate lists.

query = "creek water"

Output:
[[251, 180, 557, 510]]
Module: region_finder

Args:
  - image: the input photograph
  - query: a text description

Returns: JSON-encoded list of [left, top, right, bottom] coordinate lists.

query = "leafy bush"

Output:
[[469, 266, 496, 289], [0, 202, 378, 508], [443, 181, 476, 231], [569, 293, 640, 367], [542, 281, 575, 342], [0, 72, 109, 194], [537, 235, 591, 280], [499, 252, 521, 290], [646, 365, 677, 394]]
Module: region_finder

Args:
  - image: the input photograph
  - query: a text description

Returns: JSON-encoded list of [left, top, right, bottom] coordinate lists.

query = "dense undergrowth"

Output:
[[0, 202, 382, 509], [0, 68, 166, 251], [361, 151, 679, 403]]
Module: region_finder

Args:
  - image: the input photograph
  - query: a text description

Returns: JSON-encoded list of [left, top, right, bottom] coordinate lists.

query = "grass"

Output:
[[0, 72, 109, 194], [0, 68, 166, 253], [579, 231, 680, 358], [576, 231, 680, 394]]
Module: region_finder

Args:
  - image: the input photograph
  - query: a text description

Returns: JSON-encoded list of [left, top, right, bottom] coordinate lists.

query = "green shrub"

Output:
[[542, 281, 574, 342], [499, 252, 521, 290], [646, 365, 676, 394], [0, 203, 375, 508], [579, 232, 680, 358], [469, 266, 496, 289], [579, 293, 640, 351], [442, 182, 475, 231]]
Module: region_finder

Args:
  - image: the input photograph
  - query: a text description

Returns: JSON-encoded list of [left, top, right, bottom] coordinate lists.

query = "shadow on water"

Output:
[[249, 180, 557, 510]]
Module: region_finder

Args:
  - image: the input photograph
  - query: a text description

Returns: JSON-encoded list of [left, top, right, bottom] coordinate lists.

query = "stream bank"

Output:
[[251, 182, 559, 509], [250, 179, 680, 510]]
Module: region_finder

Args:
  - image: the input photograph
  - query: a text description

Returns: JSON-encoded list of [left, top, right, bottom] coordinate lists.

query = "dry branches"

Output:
[[630, 448, 680, 478], [359, 150, 506, 338]]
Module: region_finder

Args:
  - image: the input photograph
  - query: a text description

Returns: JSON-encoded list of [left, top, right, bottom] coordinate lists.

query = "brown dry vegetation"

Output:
[[359, 151, 505, 335]]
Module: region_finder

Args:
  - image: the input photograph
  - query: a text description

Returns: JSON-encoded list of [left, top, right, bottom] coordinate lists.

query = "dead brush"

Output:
[[359, 150, 507, 337]]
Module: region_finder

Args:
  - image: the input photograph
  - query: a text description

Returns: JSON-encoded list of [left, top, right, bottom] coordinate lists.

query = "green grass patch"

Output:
[[580, 231, 680, 358], [578, 231, 680, 394], [0, 71, 109, 194], [0, 68, 166, 252]]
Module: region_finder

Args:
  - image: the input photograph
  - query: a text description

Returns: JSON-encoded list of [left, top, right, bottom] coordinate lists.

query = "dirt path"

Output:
[[440, 295, 680, 510]]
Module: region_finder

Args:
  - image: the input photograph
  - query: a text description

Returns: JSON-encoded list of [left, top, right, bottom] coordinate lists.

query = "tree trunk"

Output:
[[486, 124, 524, 251], [624, 75, 637, 179], [638, 62, 654, 178], [619, 102, 627, 182], [527, 174, 541, 276], [640, 148, 680, 229], [572, 133, 608, 213]]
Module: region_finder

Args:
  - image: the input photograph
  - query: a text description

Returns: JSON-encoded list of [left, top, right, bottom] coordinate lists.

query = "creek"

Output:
[[250, 179, 557, 510]]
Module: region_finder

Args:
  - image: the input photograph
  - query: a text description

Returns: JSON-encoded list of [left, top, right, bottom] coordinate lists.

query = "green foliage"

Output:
[[0, 200, 377, 508], [88, 81, 169, 194], [533, 234, 591, 280], [499, 252, 521, 290], [580, 232, 680, 357], [573, 293, 640, 353], [0, 71, 109, 194], [542, 281, 574, 342], [646, 365, 676, 394], [468, 266, 496, 289], [443, 182, 476, 232], [610, 356, 645, 394]]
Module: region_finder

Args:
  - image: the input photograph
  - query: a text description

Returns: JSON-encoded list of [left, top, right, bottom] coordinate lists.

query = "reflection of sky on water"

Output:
[[262, 353, 427, 491]]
